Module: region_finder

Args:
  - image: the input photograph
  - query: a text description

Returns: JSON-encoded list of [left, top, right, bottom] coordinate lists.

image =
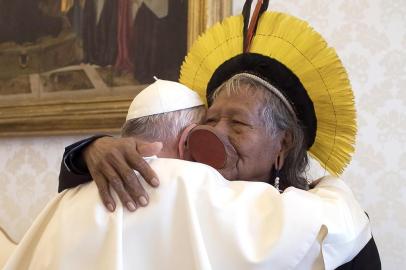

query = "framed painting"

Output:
[[0, 0, 232, 136]]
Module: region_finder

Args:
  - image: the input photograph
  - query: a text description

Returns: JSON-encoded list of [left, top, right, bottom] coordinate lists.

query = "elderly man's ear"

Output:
[[177, 124, 198, 160], [274, 131, 293, 170]]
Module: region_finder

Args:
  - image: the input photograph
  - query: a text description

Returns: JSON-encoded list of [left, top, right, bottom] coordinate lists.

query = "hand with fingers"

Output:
[[83, 136, 163, 212]]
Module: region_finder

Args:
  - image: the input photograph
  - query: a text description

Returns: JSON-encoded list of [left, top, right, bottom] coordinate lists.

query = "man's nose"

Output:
[[212, 119, 229, 135]]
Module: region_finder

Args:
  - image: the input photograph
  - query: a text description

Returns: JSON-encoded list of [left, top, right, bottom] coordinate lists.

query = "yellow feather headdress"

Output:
[[179, 10, 356, 176]]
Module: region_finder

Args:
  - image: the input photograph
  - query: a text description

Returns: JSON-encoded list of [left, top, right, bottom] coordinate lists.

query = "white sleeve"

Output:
[[308, 176, 372, 269]]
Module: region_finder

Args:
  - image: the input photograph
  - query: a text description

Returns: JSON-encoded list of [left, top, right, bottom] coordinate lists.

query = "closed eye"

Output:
[[232, 120, 247, 126], [205, 117, 217, 124]]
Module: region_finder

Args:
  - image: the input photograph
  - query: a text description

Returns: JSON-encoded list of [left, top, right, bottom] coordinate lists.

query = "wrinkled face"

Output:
[[205, 87, 285, 182]]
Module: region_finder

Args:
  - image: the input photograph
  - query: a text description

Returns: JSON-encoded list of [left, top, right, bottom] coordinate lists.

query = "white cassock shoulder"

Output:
[[148, 159, 326, 269]]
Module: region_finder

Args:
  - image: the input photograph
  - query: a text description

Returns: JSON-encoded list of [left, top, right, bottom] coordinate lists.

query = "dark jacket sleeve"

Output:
[[335, 213, 381, 270], [58, 135, 109, 192], [335, 236, 381, 270]]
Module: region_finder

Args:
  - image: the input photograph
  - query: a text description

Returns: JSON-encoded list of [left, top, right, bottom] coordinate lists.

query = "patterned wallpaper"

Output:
[[0, 0, 405, 269], [0, 136, 85, 242]]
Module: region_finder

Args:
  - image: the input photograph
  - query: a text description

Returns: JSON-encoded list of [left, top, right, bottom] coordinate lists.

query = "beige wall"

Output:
[[0, 0, 405, 269], [0, 136, 87, 243]]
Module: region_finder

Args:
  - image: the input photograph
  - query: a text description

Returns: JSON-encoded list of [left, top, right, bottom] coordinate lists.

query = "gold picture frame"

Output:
[[0, 0, 231, 137]]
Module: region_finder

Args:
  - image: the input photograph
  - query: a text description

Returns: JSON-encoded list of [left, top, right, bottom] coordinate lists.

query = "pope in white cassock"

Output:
[[2, 80, 372, 270]]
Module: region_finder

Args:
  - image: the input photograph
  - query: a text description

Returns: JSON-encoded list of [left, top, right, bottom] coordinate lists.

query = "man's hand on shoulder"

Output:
[[83, 136, 163, 212]]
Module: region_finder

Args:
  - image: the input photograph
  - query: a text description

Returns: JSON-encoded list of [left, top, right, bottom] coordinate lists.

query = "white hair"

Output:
[[121, 106, 206, 142]]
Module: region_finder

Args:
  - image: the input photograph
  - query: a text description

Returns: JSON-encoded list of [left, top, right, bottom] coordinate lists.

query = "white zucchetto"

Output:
[[126, 79, 204, 121]]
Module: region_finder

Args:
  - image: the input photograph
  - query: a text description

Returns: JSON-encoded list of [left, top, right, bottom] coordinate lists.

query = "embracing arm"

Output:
[[58, 135, 106, 192], [58, 135, 162, 212]]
